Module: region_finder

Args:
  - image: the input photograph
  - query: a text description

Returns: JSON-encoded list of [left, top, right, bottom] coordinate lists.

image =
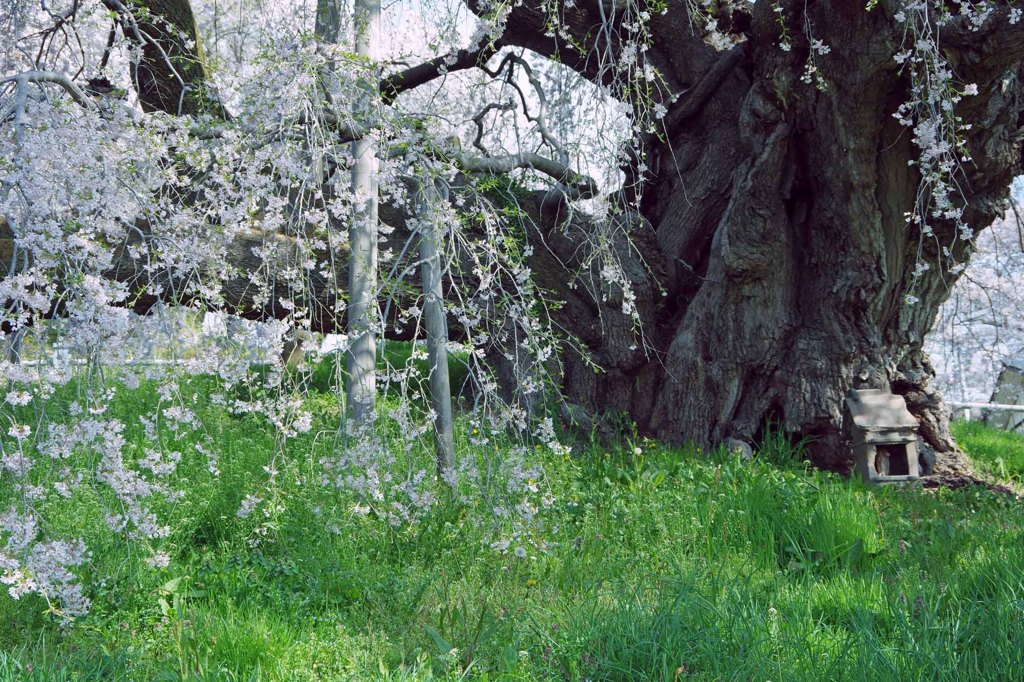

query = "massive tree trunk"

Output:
[[499, 0, 1024, 469]]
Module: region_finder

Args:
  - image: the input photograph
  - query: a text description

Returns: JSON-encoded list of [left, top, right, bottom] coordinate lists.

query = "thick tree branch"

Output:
[[100, 0, 225, 117], [940, 4, 1024, 72], [0, 71, 93, 109], [456, 152, 598, 199], [661, 44, 746, 134], [379, 40, 503, 104], [468, 0, 723, 94]]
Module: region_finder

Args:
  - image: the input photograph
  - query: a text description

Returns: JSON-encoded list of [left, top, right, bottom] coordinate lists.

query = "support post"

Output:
[[345, 0, 380, 424], [416, 179, 455, 478]]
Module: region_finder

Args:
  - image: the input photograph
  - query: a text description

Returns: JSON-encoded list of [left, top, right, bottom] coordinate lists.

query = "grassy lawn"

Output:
[[2, 384, 1024, 681], [953, 419, 1024, 482]]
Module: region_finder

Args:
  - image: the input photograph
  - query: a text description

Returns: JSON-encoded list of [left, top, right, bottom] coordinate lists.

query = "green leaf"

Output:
[[160, 577, 183, 595], [846, 537, 864, 566], [423, 624, 453, 656]]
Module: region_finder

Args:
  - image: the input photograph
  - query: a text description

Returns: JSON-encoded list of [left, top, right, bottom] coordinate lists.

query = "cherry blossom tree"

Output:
[[6, 0, 1024, 470], [927, 182, 1024, 404], [3, 0, 1024, 621]]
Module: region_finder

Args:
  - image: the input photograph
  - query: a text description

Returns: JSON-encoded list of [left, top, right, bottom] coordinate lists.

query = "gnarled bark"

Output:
[[502, 0, 1024, 468]]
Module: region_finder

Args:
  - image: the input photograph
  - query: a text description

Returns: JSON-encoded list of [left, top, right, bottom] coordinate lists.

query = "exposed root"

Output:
[[923, 448, 1021, 497]]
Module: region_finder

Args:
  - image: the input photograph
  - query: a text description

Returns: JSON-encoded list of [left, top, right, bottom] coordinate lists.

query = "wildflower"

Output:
[[8, 424, 31, 440], [513, 546, 527, 559], [236, 495, 262, 519], [4, 391, 31, 406], [145, 552, 171, 569]]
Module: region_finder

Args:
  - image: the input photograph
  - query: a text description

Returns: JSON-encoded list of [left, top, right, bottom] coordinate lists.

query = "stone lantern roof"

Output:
[[845, 389, 918, 434]]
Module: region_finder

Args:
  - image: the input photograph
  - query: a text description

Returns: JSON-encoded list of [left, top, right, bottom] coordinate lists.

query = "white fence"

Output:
[[949, 401, 1024, 430]]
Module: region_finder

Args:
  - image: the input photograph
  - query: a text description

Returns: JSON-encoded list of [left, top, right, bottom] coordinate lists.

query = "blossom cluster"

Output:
[[889, 0, 994, 304], [0, 0, 590, 623]]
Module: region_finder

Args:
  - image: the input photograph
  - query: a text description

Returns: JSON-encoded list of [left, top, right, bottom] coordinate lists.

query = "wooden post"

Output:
[[345, 0, 380, 424], [416, 179, 455, 478]]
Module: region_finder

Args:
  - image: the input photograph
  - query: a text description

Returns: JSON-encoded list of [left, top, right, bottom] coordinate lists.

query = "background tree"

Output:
[[927, 183, 1024, 404]]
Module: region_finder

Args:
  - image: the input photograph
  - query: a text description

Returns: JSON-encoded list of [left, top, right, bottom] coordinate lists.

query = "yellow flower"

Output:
[[525, 579, 537, 587]]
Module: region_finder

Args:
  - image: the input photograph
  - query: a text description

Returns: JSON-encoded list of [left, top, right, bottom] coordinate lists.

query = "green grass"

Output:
[[298, 341, 472, 399], [953, 419, 1024, 482], [3, 390, 1024, 680]]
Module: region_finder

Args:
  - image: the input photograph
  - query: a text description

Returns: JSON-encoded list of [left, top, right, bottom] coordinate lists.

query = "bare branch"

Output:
[[456, 151, 599, 199], [471, 101, 515, 154], [480, 52, 568, 164]]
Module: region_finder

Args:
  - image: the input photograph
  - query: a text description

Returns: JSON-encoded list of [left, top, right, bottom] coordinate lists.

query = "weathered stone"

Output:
[[845, 389, 920, 484], [723, 438, 753, 460], [985, 359, 1024, 433]]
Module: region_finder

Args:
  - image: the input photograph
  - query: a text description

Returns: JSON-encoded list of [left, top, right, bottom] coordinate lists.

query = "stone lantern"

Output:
[[844, 389, 920, 483], [985, 358, 1024, 433]]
